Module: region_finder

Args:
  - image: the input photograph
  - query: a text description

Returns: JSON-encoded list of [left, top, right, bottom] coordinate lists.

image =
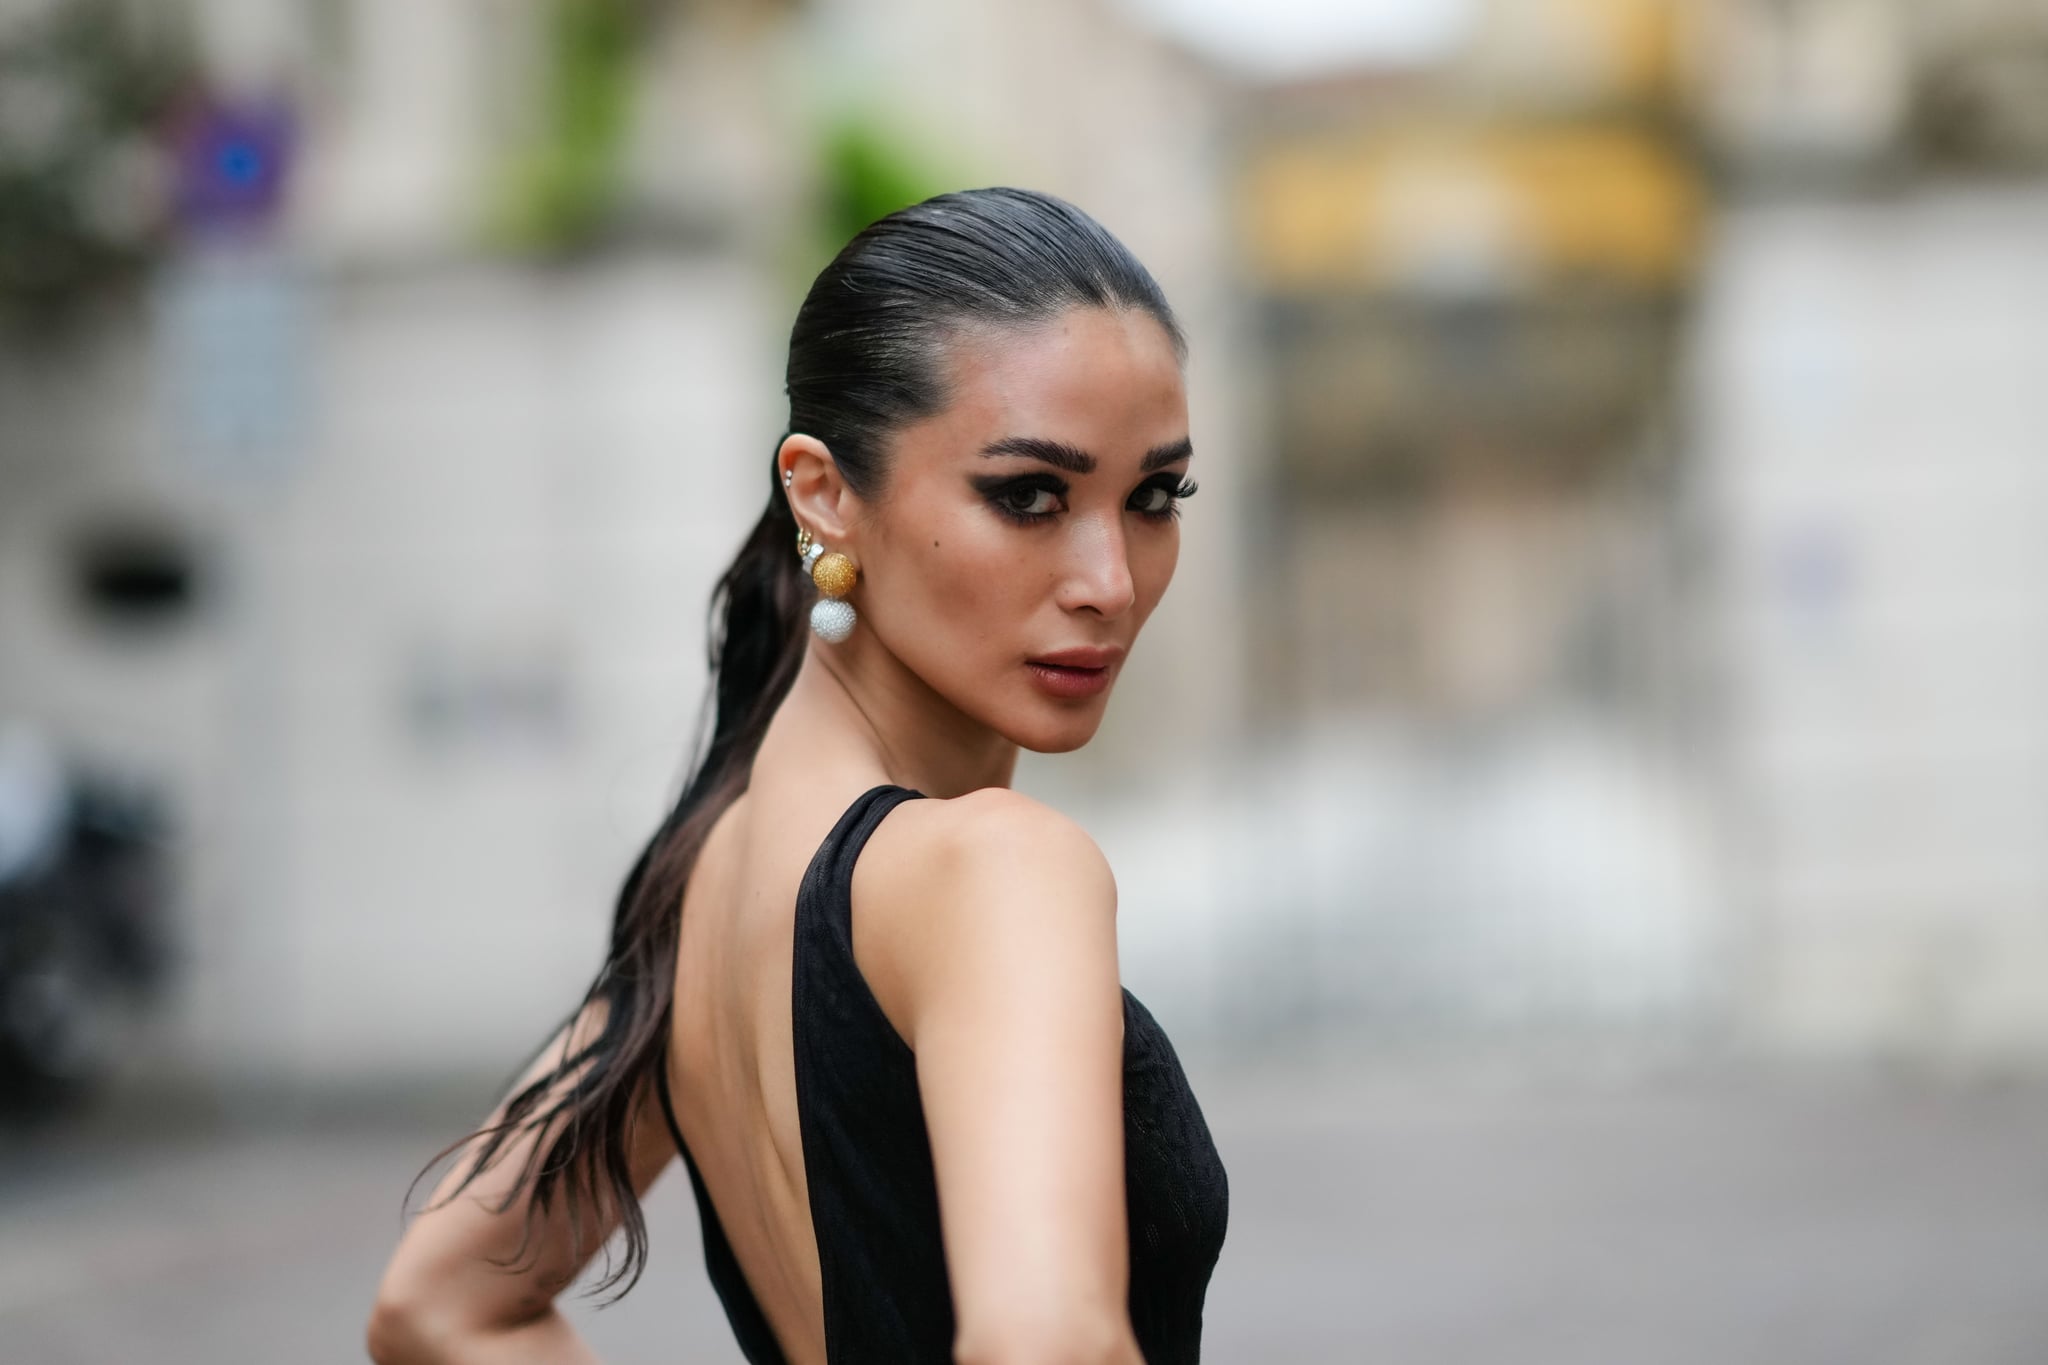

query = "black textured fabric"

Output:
[[655, 783, 1229, 1363]]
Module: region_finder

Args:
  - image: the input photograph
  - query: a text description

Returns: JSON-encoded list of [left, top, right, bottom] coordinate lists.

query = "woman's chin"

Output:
[[1007, 708, 1107, 755]]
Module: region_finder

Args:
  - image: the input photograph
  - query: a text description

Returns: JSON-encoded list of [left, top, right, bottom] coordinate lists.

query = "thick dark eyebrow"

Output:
[[978, 435, 1193, 475]]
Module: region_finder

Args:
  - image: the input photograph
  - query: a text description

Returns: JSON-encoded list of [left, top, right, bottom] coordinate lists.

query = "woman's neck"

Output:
[[760, 638, 1019, 800]]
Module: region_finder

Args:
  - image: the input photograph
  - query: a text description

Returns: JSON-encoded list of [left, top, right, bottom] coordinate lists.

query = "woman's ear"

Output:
[[778, 433, 862, 549]]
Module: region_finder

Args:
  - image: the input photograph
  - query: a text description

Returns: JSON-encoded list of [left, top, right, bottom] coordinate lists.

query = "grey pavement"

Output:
[[4, 1058, 2048, 1364]]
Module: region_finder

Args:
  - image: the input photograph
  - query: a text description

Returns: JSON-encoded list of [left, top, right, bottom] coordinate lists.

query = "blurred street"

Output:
[[7, 1059, 2048, 1364]]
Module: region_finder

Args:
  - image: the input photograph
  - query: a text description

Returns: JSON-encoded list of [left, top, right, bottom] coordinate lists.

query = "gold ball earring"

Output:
[[811, 551, 857, 599]]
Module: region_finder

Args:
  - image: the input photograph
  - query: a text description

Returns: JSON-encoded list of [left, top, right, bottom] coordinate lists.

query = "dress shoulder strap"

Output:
[[789, 782, 953, 1360], [792, 782, 926, 1060]]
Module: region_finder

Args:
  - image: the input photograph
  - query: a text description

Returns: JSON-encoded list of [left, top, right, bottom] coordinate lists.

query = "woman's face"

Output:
[[853, 305, 1192, 754]]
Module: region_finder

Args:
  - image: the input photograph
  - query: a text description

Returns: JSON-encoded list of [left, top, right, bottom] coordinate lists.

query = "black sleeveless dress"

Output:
[[653, 783, 1229, 1364]]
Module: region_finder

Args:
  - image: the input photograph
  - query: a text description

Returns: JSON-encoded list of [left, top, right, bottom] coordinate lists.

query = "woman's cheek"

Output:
[[927, 532, 1010, 618]]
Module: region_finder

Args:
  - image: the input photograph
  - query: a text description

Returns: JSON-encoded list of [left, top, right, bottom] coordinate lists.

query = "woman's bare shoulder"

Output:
[[899, 785, 1104, 856], [853, 786, 1119, 1048], [870, 784, 1115, 914], [856, 786, 1133, 1353]]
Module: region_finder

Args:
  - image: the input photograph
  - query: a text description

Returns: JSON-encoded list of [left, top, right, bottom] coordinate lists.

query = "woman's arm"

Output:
[[868, 788, 1145, 1365], [366, 1000, 679, 1364], [367, 1305, 600, 1365]]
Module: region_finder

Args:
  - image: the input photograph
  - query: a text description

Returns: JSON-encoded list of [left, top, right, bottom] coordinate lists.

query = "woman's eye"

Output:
[[1131, 476, 1195, 520], [1004, 485, 1061, 517]]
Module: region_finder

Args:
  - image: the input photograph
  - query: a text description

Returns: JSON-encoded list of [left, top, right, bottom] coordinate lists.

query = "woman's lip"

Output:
[[1029, 647, 1124, 669], [1024, 660, 1113, 699]]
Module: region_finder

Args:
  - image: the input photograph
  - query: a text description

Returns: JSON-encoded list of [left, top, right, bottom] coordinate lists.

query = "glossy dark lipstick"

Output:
[[1024, 646, 1122, 700]]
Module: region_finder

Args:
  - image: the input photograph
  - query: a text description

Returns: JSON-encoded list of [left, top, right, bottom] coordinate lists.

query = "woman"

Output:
[[367, 187, 1230, 1365]]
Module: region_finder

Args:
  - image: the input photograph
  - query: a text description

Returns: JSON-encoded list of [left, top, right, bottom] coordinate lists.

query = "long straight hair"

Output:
[[406, 187, 1185, 1302]]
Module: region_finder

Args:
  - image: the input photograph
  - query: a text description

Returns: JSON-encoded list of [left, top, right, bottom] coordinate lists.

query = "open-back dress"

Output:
[[652, 783, 1230, 1363]]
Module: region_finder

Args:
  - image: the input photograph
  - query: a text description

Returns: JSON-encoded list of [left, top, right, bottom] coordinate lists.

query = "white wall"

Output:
[[0, 251, 781, 1087], [1693, 183, 2048, 1064]]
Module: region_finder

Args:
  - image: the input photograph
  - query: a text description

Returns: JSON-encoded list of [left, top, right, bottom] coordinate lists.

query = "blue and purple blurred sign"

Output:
[[155, 91, 308, 482], [169, 93, 296, 240]]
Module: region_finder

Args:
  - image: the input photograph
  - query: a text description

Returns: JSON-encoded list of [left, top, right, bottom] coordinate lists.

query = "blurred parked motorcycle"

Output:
[[0, 723, 175, 1117]]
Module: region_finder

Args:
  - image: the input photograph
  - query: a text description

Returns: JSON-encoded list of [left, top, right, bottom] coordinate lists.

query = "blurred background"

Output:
[[5, 0, 2048, 1360]]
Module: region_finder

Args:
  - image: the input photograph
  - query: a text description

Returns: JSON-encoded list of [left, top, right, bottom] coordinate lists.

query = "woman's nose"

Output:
[[1057, 515, 1136, 617]]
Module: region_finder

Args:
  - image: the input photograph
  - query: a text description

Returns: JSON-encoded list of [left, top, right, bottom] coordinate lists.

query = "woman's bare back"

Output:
[[663, 777, 938, 1365], [664, 783, 830, 1364]]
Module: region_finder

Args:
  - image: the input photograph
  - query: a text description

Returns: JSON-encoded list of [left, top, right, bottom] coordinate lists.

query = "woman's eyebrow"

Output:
[[978, 435, 1193, 474], [1140, 436, 1194, 472]]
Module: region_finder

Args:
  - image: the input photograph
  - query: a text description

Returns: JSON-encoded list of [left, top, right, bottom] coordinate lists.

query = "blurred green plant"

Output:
[[815, 108, 956, 250], [783, 102, 964, 295], [0, 0, 192, 328], [485, 0, 642, 255]]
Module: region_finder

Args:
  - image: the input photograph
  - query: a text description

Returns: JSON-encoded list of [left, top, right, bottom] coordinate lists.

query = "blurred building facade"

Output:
[[1191, 0, 1725, 1049], [1122, 0, 2048, 1066], [6, 0, 2048, 1095], [1686, 0, 2048, 1065]]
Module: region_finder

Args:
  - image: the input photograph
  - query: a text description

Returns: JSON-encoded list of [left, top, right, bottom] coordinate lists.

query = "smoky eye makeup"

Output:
[[1132, 472, 1199, 518], [971, 471, 1067, 525], [971, 470, 1198, 526]]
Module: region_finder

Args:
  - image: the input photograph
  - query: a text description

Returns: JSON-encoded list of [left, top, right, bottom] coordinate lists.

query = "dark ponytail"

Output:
[[406, 187, 1184, 1303]]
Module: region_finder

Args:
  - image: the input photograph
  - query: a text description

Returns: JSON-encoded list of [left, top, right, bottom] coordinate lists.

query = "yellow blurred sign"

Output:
[[1239, 121, 1705, 294]]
